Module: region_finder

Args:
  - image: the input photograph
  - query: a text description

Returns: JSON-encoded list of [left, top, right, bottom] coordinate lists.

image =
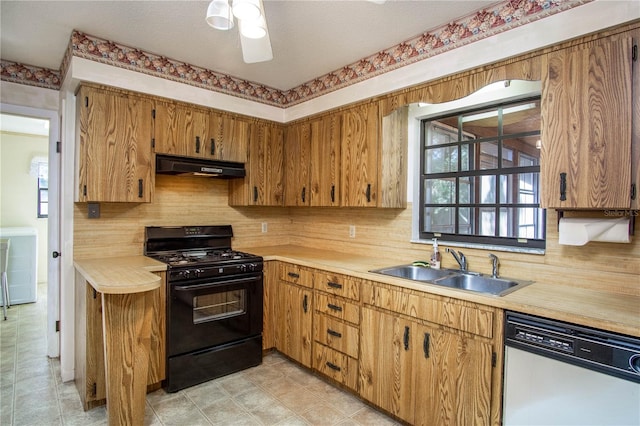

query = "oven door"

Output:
[[168, 273, 263, 357]]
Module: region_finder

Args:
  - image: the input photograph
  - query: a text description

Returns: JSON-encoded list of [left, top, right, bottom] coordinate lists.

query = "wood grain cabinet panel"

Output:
[[315, 292, 360, 325], [74, 272, 166, 411], [76, 85, 153, 202], [284, 122, 311, 206], [314, 313, 359, 358], [541, 36, 634, 209], [313, 344, 358, 391], [229, 122, 284, 206], [279, 263, 314, 288], [314, 271, 361, 301], [209, 113, 249, 162], [340, 103, 379, 207], [154, 101, 209, 159], [275, 281, 313, 368], [310, 114, 342, 206]]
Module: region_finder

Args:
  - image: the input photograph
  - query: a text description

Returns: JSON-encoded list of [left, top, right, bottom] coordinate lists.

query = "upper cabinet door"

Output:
[[340, 103, 379, 207], [154, 101, 209, 159], [541, 36, 633, 209], [310, 114, 341, 207], [284, 122, 311, 206], [77, 86, 153, 202], [210, 113, 249, 163]]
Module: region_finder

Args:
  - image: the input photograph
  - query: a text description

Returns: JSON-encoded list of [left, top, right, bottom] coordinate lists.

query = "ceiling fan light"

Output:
[[232, 0, 261, 21], [206, 0, 234, 30], [239, 17, 266, 39]]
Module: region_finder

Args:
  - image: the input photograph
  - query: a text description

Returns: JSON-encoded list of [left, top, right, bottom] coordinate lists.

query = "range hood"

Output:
[[156, 154, 245, 178]]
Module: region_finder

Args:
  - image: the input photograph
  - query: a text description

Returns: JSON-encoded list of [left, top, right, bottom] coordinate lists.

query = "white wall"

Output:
[[0, 131, 49, 283]]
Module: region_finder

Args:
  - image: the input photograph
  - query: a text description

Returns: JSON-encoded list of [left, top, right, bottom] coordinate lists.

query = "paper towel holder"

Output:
[[556, 210, 635, 236]]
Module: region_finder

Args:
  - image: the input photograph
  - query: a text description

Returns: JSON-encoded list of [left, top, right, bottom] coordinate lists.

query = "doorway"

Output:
[[0, 106, 60, 358]]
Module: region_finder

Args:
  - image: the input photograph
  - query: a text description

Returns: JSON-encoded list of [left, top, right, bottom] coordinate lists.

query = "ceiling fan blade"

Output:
[[240, 29, 273, 63]]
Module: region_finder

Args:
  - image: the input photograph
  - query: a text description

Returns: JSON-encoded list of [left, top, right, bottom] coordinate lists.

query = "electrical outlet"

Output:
[[261, 222, 268, 233], [349, 225, 356, 238], [87, 203, 100, 219]]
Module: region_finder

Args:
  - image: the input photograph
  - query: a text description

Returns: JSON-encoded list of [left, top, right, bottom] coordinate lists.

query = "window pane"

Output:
[[502, 100, 541, 136], [462, 108, 499, 138], [477, 141, 499, 170], [39, 203, 48, 217], [427, 122, 458, 146], [480, 175, 496, 204], [40, 189, 48, 203], [424, 207, 455, 233], [424, 178, 455, 204], [458, 208, 472, 235], [498, 207, 544, 239], [460, 143, 471, 172], [503, 136, 540, 168], [425, 146, 458, 173], [479, 207, 496, 236], [500, 173, 540, 204]]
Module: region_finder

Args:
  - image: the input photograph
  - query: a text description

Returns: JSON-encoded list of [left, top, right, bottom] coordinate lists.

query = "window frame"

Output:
[[36, 161, 48, 218], [418, 96, 545, 250]]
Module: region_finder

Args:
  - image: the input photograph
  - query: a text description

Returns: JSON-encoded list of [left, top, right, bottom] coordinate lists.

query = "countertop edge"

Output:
[[74, 256, 167, 294]]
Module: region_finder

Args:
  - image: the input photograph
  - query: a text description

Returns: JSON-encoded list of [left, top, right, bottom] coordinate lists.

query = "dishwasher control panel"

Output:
[[505, 311, 640, 383]]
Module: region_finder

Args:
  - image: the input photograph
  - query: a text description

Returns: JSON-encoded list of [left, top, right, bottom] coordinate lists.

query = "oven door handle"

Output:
[[173, 275, 260, 292]]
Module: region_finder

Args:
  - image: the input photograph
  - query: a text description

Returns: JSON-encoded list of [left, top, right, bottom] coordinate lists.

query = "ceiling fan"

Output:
[[206, 0, 273, 63]]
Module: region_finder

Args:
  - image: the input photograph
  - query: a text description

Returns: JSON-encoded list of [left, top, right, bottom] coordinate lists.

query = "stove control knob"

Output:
[[249, 263, 258, 271], [180, 270, 190, 280], [240, 264, 247, 272], [194, 268, 203, 278]]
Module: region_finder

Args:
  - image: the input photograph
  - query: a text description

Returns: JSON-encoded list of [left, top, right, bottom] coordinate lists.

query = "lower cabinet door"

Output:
[[276, 281, 313, 368]]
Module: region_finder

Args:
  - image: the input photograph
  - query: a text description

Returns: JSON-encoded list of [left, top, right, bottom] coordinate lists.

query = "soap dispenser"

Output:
[[430, 238, 441, 269]]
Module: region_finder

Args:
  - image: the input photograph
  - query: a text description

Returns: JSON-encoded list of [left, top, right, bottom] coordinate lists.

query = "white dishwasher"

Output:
[[503, 312, 640, 426]]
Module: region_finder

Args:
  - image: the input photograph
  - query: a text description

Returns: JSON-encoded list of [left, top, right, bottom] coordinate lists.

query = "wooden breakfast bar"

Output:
[[74, 257, 166, 426]]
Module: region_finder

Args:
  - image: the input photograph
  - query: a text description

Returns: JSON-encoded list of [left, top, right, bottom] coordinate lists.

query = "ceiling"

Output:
[[0, 0, 497, 91]]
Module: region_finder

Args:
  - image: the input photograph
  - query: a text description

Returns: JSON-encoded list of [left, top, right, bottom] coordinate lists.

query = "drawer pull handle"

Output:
[[195, 136, 201, 153], [288, 272, 300, 279], [327, 303, 343, 312], [403, 326, 410, 351], [210, 138, 216, 156], [326, 362, 341, 372], [302, 294, 308, 313], [327, 328, 342, 338], [423, 333, 430, 359], [327, 281, 342, 289], [559, 172, 567, 201]]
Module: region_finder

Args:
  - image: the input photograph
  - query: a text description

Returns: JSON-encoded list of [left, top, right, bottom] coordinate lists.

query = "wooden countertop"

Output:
[[244, 245, 640, 338], [74, 256, 167, 294]]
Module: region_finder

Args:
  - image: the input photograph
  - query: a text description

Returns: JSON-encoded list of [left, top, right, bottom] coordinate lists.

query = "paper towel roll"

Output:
[[558, 217, 631, 246]]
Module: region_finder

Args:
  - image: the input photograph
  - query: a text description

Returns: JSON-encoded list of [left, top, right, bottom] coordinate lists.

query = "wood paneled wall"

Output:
[[288, 206, 640, 297], [73, 175, 291, 258]]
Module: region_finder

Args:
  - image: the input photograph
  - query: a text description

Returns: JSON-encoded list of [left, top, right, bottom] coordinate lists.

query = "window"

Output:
[[419, 97, 545, 249], [36, 161, 48, 218]]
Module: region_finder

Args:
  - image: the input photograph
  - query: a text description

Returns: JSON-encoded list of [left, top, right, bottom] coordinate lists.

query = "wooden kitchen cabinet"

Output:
[[310, 114, 342, 207], [74, 271, 166, 410], [284, 121, 311, 206], [154, 100, 210, 159], [209, 113, 249, 163], [275, 263, 313, 367], [540, 36, 634, 209], [360, 281, 497, 425], [340, 103, 379, 207], [229, 122, 284, 206], [76, 84, 153, 202]]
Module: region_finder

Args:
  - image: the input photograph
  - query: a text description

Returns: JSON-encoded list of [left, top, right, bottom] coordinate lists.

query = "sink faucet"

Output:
[[446, 248, 467, 271], [488, 253, 499, 278]]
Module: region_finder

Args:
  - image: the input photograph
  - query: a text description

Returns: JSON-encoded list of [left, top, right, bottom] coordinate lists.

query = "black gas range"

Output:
[[144, 225, 263, 392]]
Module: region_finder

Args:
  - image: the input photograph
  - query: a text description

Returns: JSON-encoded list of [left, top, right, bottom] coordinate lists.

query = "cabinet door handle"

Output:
[[327, 329, 342, 338], [559, 172, 567, 201], [195, 136, 201, 153], [138, 179, 143, 198], [327, 281, 342, 289], [423, 333, 430, 359], [210, 138, 216, 156], [288, 272, 300, 279], [83, 185, 87, 197], [403, 326, 410, 351], [326, 362, 341, 372], [302, 294, 308, 313], [253, 186, 258, 202], [331, 185, 335, 203], [327, 303, 343, 312], [301, 187, 306, 203], [366, 183, 371, 203]]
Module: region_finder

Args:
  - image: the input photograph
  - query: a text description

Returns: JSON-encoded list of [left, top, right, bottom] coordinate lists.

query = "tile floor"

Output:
[[0, 284, 400, 425]]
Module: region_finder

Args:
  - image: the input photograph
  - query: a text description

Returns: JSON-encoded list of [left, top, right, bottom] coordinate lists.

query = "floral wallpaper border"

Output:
[[2, 0, 589, 107]]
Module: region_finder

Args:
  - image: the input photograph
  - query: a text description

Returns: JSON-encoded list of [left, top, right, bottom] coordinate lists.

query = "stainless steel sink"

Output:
[[370, 264, 458, 281], [432, 274, 527, 296], [369, 264, 531, 297]]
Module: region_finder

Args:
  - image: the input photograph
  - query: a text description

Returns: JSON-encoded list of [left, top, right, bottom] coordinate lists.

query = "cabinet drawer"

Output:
[[313, 344, 358, 391], [362, 281, 494, 338], [279, 263, 313, 288], [314, 314, 359, 358], [315, 293, 360, 325], [315, 272, 360, 300]]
